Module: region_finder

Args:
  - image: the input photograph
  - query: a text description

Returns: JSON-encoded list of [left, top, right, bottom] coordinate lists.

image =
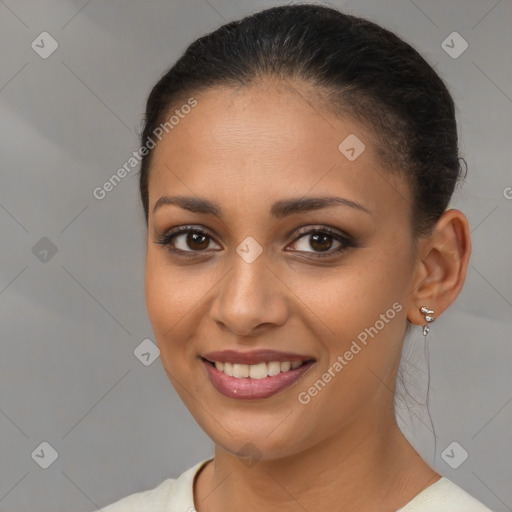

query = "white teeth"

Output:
[[223, 362, 233, 376], [232, 363, 249, 378], [267, 361, 281, 376], [213, 360, 307, 378], [249, 362, 267, 380], [280, 361, 291, 372]]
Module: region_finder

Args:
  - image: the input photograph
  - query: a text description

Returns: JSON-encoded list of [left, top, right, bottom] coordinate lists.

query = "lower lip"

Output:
[[202, 359, 315, 400]]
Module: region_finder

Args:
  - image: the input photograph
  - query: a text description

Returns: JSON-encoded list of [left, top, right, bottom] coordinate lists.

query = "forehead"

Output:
[[147, 82, 411, 221]]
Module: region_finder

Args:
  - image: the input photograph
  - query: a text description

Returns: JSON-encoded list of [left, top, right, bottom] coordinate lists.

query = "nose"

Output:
[[209, 251, 290, 337]]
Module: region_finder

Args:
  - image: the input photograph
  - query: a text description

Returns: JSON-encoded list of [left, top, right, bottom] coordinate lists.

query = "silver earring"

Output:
[[420, 306, 435, 337]]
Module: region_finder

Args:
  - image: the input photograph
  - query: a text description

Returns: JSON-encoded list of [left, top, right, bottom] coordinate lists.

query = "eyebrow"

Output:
[[153, 195, 371, 218]]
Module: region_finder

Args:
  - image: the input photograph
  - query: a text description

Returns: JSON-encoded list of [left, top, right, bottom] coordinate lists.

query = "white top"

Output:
[[94, 458, 493, 512]]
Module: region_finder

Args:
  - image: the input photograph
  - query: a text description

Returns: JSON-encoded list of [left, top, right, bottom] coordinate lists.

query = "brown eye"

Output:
[[289, 230, 342, 254], [155, 226, 222, 253], [186, 232, 210, 251], [287, 226, 355, 258], [171, 230, 219, 252], [308, 232, 334, 252]]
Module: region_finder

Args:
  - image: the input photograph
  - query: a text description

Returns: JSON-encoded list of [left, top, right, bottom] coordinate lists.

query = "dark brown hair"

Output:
[[138, 4, 463, 235]]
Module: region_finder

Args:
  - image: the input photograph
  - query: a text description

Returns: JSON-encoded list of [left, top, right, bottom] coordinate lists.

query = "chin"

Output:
[[196, 410, 318, 463]]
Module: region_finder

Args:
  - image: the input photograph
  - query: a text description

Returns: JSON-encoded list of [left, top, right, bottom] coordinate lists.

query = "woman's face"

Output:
[[145, 81, 420, 460]]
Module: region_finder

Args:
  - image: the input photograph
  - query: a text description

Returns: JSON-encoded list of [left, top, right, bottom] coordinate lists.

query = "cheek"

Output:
[[296, 245, 413, 392], [144, 250, 199, 354], [304, 255, 410, 338], [292, 267, 409, 430]]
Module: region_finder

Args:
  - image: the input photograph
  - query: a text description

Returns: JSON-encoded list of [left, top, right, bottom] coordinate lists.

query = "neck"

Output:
[[194, 407, 439, 512]]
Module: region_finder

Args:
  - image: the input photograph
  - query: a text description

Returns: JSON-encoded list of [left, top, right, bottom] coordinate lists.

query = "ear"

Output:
[[407, 209, 472, 326]]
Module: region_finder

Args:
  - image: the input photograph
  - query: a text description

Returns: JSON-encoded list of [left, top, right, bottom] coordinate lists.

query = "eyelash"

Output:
[[154, 224, 356, 259]]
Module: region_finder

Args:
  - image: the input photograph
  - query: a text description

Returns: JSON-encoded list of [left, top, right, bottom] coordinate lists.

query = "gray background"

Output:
[[0, 0, 511, 511]]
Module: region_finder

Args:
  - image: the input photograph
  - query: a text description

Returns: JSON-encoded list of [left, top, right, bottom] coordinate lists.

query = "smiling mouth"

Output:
[[202, 358, 314, 379]]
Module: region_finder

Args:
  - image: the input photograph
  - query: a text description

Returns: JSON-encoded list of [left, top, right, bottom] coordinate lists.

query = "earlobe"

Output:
[[406, 209, 471, 326]]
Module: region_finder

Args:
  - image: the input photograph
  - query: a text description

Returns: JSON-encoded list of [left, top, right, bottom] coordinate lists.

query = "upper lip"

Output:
[[202, 349, 315, 365]]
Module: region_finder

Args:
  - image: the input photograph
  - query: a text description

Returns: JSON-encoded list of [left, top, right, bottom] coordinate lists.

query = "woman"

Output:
[[97, 4, 492, 511]]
